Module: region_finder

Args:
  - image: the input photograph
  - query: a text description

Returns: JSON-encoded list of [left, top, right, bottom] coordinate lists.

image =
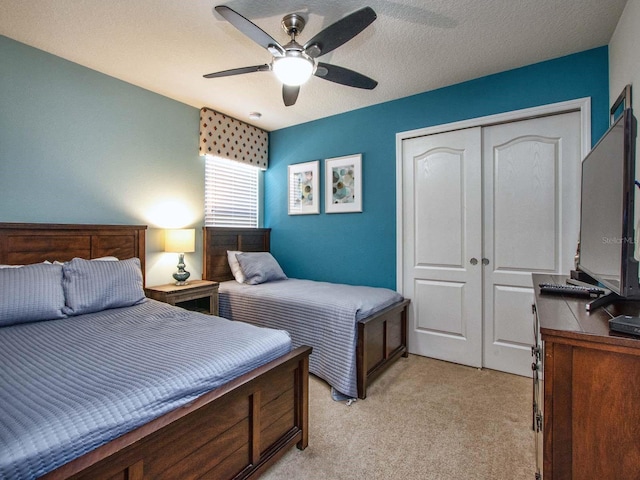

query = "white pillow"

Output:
[[0, 258, 118, 269], [52, 256, 119, 265], [0, 260, 53, 268], [227, 250, 245, 283]]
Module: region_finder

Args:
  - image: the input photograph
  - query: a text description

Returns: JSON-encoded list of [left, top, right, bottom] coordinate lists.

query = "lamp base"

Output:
[[173, 271, 191, 286], [172, 253, 191, 286]]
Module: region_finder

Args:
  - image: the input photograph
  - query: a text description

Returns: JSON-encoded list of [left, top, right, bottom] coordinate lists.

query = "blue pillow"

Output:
[[62, 257, 146, 316], [235, 252, 287, 285], [0, 263, 66, 326]]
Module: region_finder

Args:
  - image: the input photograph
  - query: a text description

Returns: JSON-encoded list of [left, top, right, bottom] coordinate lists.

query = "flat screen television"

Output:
[[577, 107, 638, 309]]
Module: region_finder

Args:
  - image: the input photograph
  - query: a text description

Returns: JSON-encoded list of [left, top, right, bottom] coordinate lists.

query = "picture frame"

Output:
[[325, 154, 362, 213], [288, 160, 320, 215]]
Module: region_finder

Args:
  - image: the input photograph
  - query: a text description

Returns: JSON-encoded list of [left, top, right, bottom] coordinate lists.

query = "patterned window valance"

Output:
[[199, 107, 268, 169]]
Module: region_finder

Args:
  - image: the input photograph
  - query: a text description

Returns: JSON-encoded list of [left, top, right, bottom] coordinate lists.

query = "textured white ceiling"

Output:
[[0, 0, 628, 131]]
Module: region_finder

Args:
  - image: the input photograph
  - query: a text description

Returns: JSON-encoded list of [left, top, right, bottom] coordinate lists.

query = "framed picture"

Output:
[[288, 160, 319, 215], [325, 154, 362, 213]]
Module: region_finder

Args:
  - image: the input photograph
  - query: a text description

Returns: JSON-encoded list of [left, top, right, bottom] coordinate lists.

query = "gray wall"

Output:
[[0, 36, 202, 286]]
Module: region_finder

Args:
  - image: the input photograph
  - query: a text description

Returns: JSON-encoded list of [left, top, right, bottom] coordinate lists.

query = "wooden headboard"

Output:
[[0, 223, 147, 280], [203, 227, 270, 282]]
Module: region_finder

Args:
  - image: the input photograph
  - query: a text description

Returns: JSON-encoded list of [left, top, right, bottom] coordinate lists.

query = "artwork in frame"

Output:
[[288, 160, 320, 215], [325, 154, 362, 213]]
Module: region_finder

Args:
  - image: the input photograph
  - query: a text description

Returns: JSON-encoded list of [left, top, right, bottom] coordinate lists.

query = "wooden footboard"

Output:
[[357, 299, 410, 399], [42, 346, 311, 480]]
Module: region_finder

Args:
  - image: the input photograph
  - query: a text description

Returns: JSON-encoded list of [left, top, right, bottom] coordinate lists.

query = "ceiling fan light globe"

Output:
[[273, 56, 314, 86]]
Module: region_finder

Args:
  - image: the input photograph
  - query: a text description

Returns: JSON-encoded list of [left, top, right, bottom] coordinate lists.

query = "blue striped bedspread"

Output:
[[0, 299, 291, 479], [218, 279, 403, 398]]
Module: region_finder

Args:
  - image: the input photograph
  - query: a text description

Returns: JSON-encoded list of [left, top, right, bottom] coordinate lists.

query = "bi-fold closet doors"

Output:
[[398, 101, 587, 376]]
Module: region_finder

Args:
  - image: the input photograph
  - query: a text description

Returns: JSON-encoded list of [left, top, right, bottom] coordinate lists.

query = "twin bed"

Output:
[[0, 223, 310, 480], [202, 227, 410, 400]]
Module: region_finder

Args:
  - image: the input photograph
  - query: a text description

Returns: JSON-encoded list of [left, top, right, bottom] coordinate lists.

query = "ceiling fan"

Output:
[[204, 5, 378, 107]]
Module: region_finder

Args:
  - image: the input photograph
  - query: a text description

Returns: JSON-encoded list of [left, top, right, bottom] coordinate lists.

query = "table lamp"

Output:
[[165, 228, 195, 285]]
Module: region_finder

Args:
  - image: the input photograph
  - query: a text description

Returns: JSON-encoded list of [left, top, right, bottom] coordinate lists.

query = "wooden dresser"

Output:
[[533, 273, 640, 479]]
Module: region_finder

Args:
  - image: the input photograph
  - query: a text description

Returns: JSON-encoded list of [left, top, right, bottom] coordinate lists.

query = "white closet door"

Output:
[[402, 128, 483, 367], [401, 110, 582, 374], [482, 111, 581, 376]]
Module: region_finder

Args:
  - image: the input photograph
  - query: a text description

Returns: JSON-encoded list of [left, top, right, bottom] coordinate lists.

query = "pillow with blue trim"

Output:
[[235, 252, 287, 285]]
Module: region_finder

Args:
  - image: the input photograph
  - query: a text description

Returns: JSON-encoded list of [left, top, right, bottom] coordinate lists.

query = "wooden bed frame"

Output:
[[0, 223, 311, 480], [202, 226, 409, 399]]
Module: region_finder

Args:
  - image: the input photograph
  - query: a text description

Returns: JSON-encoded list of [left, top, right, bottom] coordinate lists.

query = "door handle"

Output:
[[482, 258, 490, 266], [470, 258, 478, 265]]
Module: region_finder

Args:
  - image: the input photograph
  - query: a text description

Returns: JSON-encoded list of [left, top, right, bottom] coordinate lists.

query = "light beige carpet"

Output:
[[262, 354, 534, 480]]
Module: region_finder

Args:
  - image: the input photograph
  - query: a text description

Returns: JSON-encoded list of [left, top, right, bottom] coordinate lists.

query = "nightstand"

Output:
[[144, 280, 219, 315]]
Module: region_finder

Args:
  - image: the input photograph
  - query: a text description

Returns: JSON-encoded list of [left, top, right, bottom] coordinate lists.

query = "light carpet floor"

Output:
[[261, 354, 534, 480]]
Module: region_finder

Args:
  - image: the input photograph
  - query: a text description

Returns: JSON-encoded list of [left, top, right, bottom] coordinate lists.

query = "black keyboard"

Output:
[[539, 283, 606, 297]]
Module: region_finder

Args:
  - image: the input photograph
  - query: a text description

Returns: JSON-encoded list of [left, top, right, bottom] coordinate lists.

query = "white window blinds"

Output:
[[205, 156, 259, 227]]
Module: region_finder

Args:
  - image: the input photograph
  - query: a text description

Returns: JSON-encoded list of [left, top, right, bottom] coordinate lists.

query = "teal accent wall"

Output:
[[0, 36, 202, 285], [267, 47, 610, 289]]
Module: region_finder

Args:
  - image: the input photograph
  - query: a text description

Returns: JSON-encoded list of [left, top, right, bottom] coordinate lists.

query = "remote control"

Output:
[[538, 283, 605, 297]]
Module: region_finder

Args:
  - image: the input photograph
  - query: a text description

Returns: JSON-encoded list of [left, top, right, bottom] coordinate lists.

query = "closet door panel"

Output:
[[414, 148, 464, 268], [483, 112, 581, 376], [403, 128, 483, 368], [493, 136, 558, 272], [493, 285, 537, 346]]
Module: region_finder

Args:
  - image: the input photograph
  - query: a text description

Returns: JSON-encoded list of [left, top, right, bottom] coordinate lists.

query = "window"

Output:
[[205, 156, 260, 227]]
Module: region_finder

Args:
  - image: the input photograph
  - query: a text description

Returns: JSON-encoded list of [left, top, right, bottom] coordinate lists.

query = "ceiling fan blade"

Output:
[[215, 6, 285, 55], [283, 85, 300, 106], [303, 7, 376, 58], [203, 64, 270, 79], [315, 63, 377, 89]]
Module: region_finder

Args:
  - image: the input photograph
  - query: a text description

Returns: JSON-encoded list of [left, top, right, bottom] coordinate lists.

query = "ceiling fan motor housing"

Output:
[[281, 13, 306, 37]]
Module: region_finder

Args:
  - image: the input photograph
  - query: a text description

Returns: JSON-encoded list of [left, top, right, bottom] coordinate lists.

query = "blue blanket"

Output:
[[0, 300, 291, 479], [219, 278, 403, 398]]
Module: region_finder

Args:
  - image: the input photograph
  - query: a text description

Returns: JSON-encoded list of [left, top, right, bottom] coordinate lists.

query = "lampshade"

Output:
[[165, 229, 195, 253], [273, 55, 314, 86]]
